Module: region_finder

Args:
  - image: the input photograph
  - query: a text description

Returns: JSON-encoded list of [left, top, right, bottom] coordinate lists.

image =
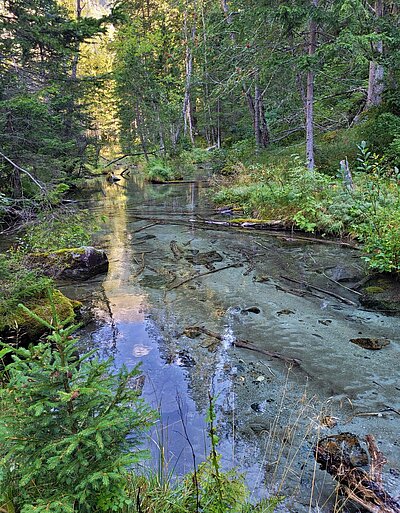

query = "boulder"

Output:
[[28, 246, 109, 281]]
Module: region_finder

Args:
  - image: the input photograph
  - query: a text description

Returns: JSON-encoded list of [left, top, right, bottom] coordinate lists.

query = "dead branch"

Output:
[[132, 222, 159, 234], [0, 150, 45, 191], [131, 252, 146, 278], [167, 263, 243, 291], [102, 151, 158, 168], [315, 433, 400, 513], [280, 275, 358, 306], [130, 215, 358, 248], [184, 326, 301, 367], [366, 435, 387, 487], [322, 271, 362, 296]]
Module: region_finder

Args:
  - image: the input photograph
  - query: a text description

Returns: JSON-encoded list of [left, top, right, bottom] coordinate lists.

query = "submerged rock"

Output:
[[350, 337, 390, 350], [326, 265, 363, 283], [361, 276, 400, 314], [28, 247, 109, 281]]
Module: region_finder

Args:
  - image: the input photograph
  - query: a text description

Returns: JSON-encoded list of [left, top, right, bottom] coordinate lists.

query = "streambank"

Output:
[[49, 174, 400, 511]]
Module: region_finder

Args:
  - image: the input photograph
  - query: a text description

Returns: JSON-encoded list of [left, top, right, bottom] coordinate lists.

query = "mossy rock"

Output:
[[0, 290, 81, 341], [27, 246, 109, 281], [361, 275, 400, 314]]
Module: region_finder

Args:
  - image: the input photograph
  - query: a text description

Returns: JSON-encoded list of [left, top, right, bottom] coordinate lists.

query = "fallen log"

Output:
[[167, 263, 243, 291], [315, 433, 400, 513], [280, 275, 358, 306], [130, 214, 359, 247], [181, 326, 301, 367]]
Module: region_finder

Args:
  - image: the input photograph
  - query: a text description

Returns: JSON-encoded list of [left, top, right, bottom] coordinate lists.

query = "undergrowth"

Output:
[[0, 207, 97, 332], [213, 141, 400, 273], [20, 209, 96, 253], [141, 158, 183, 182]]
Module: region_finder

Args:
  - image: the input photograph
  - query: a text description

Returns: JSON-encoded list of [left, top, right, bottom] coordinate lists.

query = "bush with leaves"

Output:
[[21, 210, 97, 253], [142, 158, 182, 182], [0, 300, 155, 513]]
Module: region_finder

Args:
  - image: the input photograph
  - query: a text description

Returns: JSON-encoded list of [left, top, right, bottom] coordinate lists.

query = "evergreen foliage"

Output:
[[0, 0, 107, 198], [0, 302, 155, 513]]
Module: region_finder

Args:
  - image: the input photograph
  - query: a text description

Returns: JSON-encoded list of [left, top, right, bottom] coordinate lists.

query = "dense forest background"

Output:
[[1, 0, 400, 199], [2, 3, 400, 512]]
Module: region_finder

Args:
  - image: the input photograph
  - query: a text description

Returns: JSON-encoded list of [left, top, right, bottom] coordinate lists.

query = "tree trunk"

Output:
[[366, 0, 384, 108], [65, 0, 82, 141], [306, 0, 318, 172], [244, 82, 269, 151], [254, 84, 261, 150], [135, 101, 149, 161], [200, 1, 215, 146], [178, 2, 196, 145], [255, 83, 269, 149], [71, 0, 82, 81]]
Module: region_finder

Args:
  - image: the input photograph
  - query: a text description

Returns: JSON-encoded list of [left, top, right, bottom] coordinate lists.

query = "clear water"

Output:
[[59, 173, 400, 511]]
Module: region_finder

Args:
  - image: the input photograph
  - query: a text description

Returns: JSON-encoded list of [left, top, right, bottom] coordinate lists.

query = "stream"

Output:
[[60, 172, 400, 512]]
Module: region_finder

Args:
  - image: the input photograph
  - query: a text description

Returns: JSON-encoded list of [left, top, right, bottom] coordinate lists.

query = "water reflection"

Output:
[[79, 176, 209, 474]]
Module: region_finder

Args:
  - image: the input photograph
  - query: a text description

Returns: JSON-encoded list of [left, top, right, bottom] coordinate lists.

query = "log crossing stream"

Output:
[[61, 173, 400, 512]]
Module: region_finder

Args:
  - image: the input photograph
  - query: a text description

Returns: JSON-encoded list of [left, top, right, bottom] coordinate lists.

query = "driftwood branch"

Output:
[[194, 217, 358, 247], [167, 263, 242, 291], [0, 150, 45, 191], [132, 222, 159, 234], [315, 434, 400, 513], [184, 326, 301, 367], [103, 151, 159, 168], [280, 275, 358, 306], [366, 434, 387, 487]]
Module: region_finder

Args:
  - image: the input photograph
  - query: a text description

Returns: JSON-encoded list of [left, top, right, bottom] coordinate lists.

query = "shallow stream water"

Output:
[[60, 173, 400, 512]]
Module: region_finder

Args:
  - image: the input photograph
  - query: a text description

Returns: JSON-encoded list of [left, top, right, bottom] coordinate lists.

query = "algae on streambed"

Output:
[[61, 175, 400, 511]]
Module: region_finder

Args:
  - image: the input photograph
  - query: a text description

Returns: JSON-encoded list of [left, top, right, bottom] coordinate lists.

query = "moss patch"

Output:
[[363, 286, 385, 294], [1, 290, 81, 340]]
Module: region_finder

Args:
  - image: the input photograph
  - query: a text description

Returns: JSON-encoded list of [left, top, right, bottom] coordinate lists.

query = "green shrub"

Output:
[[22, 210, 96, 253], [143, 158, 182, 182], [358, 210, 400, 273]]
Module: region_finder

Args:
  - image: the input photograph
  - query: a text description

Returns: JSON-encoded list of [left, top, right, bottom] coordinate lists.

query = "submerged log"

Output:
[[181, 325, 301, 367], [315, 433, 400, 513]]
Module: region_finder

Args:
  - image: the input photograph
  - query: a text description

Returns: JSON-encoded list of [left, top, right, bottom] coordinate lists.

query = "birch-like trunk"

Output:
[[306, 0, 318, 172], [366, 0, 384, 108], [178, 1, 196, 145]]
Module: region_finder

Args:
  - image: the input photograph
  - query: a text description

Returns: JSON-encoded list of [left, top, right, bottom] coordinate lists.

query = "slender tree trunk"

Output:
[[153, 102, 165, 154], [306, 0, 318, 172], [135, 101, 149, 161], [11, 169, 22, 198], [244, 82, 269, 150], [254, 84, 262, 150], [216, 98, 221, 148], [254, 83, 270, 150], [65, 0, 82, 141], [259, 94, 270, 147], [71, 0, 82, 81], [220, 0, 235, 40], [366, 0, 384, 108], [201, 1, 215, 145], [178, 1, 196, 145]]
